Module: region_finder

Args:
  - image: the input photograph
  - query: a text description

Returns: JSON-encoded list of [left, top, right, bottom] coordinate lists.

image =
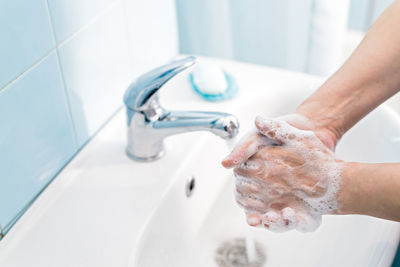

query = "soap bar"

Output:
[[191, 62, 228, 95]]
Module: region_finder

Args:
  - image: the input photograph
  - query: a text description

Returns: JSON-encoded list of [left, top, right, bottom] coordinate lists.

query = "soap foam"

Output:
[[232, 115, 344, 233], [225, 130, 274, 166]]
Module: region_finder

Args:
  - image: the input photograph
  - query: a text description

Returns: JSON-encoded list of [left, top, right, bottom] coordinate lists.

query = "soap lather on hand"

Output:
[[222, 115, 344, 233]]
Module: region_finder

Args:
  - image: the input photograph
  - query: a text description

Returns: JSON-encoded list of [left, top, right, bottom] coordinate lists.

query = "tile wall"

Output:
[[0, 0, 178, 236]]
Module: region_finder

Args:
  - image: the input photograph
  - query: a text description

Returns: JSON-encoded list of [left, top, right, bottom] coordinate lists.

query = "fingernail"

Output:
[[221, 156, 232, 168]]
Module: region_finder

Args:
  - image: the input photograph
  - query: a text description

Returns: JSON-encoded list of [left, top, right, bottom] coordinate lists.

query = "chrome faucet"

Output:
[[123, 56, 239, 161]]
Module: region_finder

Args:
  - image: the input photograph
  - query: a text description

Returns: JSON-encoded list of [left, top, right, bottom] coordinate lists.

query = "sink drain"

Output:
[[215, 238, 266, 267], [185, 176, 196, 198]]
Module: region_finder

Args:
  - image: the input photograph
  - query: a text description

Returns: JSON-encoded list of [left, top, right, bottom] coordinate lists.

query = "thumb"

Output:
[[221, 130, 272, 169], [314, 129, 337, 151], [255, 116, 303, 144]]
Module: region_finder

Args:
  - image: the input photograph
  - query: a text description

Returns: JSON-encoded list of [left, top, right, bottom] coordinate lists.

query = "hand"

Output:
[[222, 113, 338, 169], [222, 116, 344, 232]]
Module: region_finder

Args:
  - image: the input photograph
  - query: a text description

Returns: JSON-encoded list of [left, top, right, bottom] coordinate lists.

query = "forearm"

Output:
[[337, 162, 400, 221], [297, 1, 400, 140]]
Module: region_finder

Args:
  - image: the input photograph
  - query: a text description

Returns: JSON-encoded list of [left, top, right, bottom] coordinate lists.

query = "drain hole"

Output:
[[215, 238, 266, 267], [185, 176, 196, 197]]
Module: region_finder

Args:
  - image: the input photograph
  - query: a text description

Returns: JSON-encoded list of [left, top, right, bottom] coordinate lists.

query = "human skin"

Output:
[[232, 116, 344, 231], [296, 0, 400, 142], [223, 0, 400, 227]]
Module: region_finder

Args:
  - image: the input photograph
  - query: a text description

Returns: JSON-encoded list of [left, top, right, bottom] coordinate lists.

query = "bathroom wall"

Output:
[[175, 0, 395, 77], [176, 0, 350, 77], [348, 0, 395, 31], [0, 0, 178, 237], [176, 0, 313, 73]]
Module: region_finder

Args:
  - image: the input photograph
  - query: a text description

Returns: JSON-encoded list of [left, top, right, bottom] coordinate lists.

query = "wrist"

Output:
[[335, 162, 362, 215], [296, 104, 344, 144], [285, 111, 339, 150], [314, 128, 338, 151]]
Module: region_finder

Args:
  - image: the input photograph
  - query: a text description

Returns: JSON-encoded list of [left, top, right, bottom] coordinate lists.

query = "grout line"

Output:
[[44, 0, 58, 49], [0, 224, 3, 240], [56, 0, 119, 49], [0, 0, 59, 93], [1, 147, 79, 237], [45, 0, 79, 149], [0, 105, 124, 238], [0, 48, 56, 92], [0, 0, 119, 93], [54, 51, 80, 149], [3, 203, 33, 235], [73, 105, 124, 151], [0, 0, 125, 238]]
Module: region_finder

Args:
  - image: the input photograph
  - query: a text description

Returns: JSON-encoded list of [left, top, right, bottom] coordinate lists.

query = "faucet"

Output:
[[123, 56, 239, 161]]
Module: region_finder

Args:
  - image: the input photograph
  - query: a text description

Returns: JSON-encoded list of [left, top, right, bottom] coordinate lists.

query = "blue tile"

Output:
[[230, 0, 313, 72], [123, 0, 178, 73], [47, 0, 117, 43], [58, 2, 132, 147], [0, 0, 55, 89], [176, 0, 233, 58], [0, 52, 77, 228]]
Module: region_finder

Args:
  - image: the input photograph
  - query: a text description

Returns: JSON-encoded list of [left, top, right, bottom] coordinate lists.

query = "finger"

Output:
[[222, 130, 272, 168], [255, 116, 303, 144], [262, 207, 300, 232], [235, 180, 261, 195], [261, 210, 286, 232], [297, 180, 326, 197], [280, 207, 298, 230], [233, 158, 265, 177], [256, 146, 305, 167], [315, 130, 337, 151], [277, 113, 313, 130], [235, 193, 268, 213], [246, 213, 262, 226]]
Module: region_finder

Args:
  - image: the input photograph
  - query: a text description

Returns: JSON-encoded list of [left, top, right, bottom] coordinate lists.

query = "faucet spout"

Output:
[[126, 109, 239, 161], [153, 111, 239, 139]]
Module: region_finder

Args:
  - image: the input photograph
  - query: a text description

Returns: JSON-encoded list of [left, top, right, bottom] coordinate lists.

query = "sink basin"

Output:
[[134, 86, 400, 266], [0, 57, 399, 267]]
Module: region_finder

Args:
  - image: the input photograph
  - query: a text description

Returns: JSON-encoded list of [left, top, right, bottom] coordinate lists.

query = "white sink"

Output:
[[134, 82, 400, 267], [1, 57, 400, 267]]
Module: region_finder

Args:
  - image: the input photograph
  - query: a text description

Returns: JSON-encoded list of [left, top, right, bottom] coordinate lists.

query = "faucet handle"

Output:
[[123, 56, 196, 112]]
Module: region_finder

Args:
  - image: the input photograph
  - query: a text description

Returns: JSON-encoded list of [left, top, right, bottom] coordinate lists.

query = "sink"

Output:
[[134, 86, 400, 266], [0, 57, 399, 267]]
